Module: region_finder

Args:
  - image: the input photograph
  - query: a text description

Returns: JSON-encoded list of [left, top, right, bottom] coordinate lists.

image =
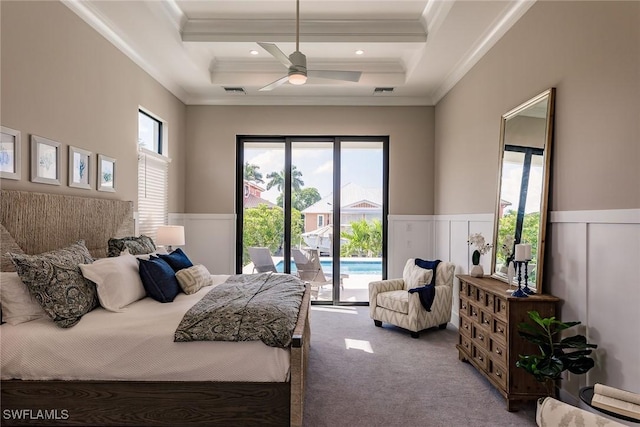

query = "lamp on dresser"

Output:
[[156, 225, 185, 252]]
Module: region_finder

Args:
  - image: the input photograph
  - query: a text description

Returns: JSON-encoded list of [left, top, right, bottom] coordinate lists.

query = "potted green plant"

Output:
[[516, 310, 598, 397]]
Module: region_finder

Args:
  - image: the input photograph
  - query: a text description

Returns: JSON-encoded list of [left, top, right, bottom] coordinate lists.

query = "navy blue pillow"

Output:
[[138, 257, 181, 303], [415, 259, 441, 286], [158, 248, 193, 272]]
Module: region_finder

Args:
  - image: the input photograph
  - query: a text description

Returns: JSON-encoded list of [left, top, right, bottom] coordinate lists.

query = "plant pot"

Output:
[[470, 264, 484, 277]]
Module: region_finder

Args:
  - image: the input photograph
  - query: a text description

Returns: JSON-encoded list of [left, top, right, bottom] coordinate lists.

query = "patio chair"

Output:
[[248, 247, 277, 273], [292, 248, 332, 298]]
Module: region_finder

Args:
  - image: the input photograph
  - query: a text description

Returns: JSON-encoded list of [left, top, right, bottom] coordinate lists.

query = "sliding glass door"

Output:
[[237, 136, 387, 305]]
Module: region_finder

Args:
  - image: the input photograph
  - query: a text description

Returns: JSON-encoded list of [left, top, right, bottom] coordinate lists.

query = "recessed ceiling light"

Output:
[[355, 50, 364, 55], [250, 50, 259, 55]]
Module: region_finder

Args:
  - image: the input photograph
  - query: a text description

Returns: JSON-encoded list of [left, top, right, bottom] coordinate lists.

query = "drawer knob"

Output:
[[496, 370, 502, 378], [478, 334, 484, 340], [478, 355, 484, 362], [495, 348, 502, 355], [483, 319, 490, 325], [497, 327, 504, 333]]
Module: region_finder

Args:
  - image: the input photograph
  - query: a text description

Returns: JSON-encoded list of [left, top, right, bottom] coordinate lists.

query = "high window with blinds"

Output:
[[137, 109, 169, 241]]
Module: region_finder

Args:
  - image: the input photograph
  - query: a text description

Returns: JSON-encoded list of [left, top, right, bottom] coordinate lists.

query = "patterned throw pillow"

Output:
[[402, 258, 433, 290], [176, 264, 212, 295], [107, 235, 156, 257], [9, 241, 98, 328]]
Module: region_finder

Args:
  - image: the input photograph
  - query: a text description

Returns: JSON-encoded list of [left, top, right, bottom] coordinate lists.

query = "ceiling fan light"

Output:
[[288, 72, 307, 85]]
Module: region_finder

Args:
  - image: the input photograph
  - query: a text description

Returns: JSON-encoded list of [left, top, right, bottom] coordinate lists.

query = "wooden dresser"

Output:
[[456, 275, 559, 411]]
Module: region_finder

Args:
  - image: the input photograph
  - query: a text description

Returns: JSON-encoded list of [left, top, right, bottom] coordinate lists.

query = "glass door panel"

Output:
[[241, 141, 286, 274], [291, 140, 334, 302], [339, 140, 384, 303]]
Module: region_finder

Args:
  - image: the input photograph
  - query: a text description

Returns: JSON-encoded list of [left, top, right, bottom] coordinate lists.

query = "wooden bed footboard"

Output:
[[1, 287, 311, 427]]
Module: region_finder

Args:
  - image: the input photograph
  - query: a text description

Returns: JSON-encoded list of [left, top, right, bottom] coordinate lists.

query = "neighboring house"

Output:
[[302, 183, 382, 233], [243, 180, 277, 209]]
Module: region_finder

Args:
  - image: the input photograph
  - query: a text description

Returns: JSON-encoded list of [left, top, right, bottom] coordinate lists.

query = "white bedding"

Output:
[[0, 275, 291, 382]]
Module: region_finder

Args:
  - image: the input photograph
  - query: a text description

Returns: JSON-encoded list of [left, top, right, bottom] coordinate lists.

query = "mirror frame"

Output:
[[491, 88, 556, 293]]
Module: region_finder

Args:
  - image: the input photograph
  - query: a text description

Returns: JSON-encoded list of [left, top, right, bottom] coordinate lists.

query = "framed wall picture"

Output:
[[0, 126, 21, 180], [97, 154, 116, 192], [30, 135, 61, 185], [68, 146, 91, 189]]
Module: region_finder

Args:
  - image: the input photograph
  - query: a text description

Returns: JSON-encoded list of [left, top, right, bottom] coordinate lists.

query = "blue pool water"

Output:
[[275, 259, 382, 275]]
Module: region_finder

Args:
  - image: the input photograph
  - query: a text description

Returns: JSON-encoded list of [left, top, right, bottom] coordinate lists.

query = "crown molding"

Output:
[[430, 0, 536, 104], [62, 0, 190, 103], [182, 19, 427, 43]]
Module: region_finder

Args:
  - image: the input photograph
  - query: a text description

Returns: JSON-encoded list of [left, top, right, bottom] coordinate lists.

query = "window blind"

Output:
[[138, 148, 171, 242]]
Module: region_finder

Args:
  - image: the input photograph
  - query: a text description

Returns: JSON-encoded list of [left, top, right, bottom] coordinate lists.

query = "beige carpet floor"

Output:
[[302, 305, 537, 427]]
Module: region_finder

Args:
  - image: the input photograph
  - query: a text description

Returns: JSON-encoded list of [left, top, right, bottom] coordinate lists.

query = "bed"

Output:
[[0, 190, 310, 426]]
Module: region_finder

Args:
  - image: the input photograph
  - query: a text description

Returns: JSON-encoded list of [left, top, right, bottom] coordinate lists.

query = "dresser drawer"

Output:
[[460, 280, 468, 296], [480, 310, 492, 329], [459, 334, 472, 355], [492, 318, 507, 343], [489, 338, 507, 366], [494, 296, 507, 321], [472, 345, 488, 371], [460, 315, 472, 338], [472, 324, 489, 350], [489, 360, 507, 390], [469, 302, 481, 323], [459, 298, 470, 317]]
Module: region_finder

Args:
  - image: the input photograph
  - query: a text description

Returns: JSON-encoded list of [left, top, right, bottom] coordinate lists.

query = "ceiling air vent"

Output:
[[223, 87, 246, 95], [374, 87, 394, 95]]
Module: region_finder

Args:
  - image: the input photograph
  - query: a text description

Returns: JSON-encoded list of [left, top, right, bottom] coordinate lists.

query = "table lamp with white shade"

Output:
[[156, 225, 185, 253]]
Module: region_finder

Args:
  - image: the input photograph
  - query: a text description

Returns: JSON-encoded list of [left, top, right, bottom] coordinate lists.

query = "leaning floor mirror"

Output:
[[491, 88, 556, 294]]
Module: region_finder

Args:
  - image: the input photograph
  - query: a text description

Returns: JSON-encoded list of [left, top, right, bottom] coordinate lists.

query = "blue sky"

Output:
[[245, 143, 383, 203]]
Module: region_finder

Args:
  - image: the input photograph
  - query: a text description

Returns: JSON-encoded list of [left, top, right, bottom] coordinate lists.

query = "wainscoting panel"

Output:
[[547, 209, 640, 396], [432, 214, 494, 325], [387, 215, 434, 279], [168, 213, 236, 275], [433, 208, 640, 400]]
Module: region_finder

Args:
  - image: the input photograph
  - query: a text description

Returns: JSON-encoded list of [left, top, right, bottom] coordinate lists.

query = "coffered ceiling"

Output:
[[63, 0, 535, 106]]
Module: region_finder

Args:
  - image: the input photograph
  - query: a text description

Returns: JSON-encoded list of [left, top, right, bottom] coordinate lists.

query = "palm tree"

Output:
[[266, 165, 304, 192], [244, 162, 264, 184]]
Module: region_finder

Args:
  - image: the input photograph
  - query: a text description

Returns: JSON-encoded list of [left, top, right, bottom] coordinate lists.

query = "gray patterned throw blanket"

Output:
[[174, 273, 306, 348]]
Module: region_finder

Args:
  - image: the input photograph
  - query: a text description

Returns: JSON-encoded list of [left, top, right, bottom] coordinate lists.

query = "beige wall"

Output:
[[0, 1, 187, 212], [185, 106, 434, 215], [435, 0, 639, 214]]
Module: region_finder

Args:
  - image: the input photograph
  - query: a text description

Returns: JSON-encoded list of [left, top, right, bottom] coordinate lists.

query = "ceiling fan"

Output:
[[258, 0, 362, 91]]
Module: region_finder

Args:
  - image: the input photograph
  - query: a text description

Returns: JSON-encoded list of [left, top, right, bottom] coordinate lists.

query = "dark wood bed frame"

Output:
[[0, 190, 310, 426]]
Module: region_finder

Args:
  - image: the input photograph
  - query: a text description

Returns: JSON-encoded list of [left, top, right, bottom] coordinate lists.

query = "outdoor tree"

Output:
[[498, 210, 540, 263], [242, 204, 304, 266], [244, 162, 264, 184], [266, 165, 304, 193], [276, 187, 321, 211], [340, 218, 382, 257]]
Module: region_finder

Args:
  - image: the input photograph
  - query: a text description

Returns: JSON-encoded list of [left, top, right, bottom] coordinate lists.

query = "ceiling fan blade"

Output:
[[307, 70, 362, 82], [259, 75, 289, 91], [257, 42, 292, 68]]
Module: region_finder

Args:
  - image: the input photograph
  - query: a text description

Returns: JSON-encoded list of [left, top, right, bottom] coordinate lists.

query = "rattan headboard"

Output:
[[1, 190, 134, 271]]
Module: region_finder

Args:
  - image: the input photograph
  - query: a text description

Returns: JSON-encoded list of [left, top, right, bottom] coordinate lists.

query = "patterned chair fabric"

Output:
[[536, 397, 626, 427], [369, 260, 455, 336]]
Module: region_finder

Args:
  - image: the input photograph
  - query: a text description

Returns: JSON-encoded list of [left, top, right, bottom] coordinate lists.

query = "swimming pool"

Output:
[[275, 258, 382, 275]]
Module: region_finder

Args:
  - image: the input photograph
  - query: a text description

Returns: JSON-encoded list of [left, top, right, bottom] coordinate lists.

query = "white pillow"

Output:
[[79, 253, 146, 312], [0, 272, 47, 325], [402, 259, 433, 290]]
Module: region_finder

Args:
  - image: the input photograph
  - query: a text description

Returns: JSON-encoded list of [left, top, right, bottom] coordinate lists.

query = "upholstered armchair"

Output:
[[369, 259, 455, 338]]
